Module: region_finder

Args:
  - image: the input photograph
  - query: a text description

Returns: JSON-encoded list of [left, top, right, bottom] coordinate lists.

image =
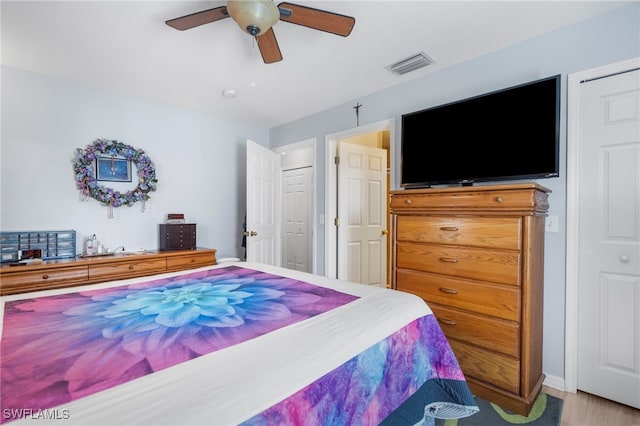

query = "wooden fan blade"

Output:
[[165, 6, 229, 31], [278, 2, 355, 37], [256, 28, 283, 64]]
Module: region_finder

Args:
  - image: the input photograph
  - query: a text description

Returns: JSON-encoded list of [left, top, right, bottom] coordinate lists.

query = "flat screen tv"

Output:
[[400, 74, 560, 187]]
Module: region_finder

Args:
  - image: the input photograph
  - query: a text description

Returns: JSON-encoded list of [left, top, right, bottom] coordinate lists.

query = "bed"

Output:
[[0, 262, 478, 425]]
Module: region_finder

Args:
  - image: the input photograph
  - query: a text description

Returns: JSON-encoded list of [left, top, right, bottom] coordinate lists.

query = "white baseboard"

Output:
[[543, 374, 568, 392]]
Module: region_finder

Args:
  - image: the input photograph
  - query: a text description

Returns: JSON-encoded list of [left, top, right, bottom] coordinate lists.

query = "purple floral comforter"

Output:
[[0, 266, 358, 423], [241, 314, 478, 425], [0, 265, 478, 425]]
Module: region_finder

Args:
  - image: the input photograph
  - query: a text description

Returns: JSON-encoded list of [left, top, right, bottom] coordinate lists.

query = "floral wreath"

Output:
[[73, 139, 157, 215]]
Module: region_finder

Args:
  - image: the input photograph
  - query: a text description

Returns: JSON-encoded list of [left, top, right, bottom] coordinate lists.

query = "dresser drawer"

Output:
[[449, 339, 520, 394], [397, 242, 520, 286], [166, 252, 216, 270], [430, 304, 520, 357], [396, 269, 519, 321], [0, 266, 88, 294], [391, 187, 548, 213], [89, 258, 167, 280], [396, 216, 521, 250]]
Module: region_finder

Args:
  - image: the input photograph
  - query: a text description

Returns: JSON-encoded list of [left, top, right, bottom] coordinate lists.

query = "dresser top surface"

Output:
[[391, 182, 551, 195], [0, 248, 216, 273]]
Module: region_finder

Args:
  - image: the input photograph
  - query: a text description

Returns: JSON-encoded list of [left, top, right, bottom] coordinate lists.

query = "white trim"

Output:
[[324, 119, 396, 278], [325, 138, 338, 278], [272, 138, 315, 154], [543, 374, 566, 392], [274, 138, 318, 274], [565, 57, 640, 394]]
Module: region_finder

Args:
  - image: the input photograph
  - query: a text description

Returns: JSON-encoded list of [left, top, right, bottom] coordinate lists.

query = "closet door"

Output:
[[281, 167, 312, 272], [577, 69, 640, 409]]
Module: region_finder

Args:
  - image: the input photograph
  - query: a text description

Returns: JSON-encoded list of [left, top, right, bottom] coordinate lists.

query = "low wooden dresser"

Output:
[[390, 183, 550, 415], [0, 248, 217, 296]]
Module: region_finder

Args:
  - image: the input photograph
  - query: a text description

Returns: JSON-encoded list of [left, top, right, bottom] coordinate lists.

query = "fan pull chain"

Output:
[[249, 38, 258, 87]]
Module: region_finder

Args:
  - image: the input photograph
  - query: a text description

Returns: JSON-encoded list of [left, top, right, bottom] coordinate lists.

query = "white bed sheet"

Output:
[[1, 262, 432, 425]]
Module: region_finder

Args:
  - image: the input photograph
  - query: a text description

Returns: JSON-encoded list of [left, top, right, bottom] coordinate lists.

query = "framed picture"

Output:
[[96, 156, 132, 182]]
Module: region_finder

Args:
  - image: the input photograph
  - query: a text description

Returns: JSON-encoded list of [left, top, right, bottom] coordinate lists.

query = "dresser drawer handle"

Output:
[[440, 226, 459, 232], [190, 258, 197, 263], [495, 196, 504, 203], [439, 318, 457, 326], [439, 287, 458, 295], [128, 265, 134, 270], [439, 257, 458, 263], [405, 199, 413, 205], [42, 274, 49, 280]]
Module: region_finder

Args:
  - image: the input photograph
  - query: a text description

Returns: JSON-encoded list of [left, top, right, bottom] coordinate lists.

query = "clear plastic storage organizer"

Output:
[[0, 230, 76, 263]]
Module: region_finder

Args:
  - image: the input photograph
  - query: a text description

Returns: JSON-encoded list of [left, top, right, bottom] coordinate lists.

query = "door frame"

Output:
[[324, 119, 396, 279], [273, 138, 318, 274], [565, 56, 640, 393]]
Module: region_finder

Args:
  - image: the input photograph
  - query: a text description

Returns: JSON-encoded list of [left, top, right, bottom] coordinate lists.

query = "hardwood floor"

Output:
[[543, 385, 640, 426]]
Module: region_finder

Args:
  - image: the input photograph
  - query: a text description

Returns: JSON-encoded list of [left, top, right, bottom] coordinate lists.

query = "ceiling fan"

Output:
[[165, 0, 356, 64]]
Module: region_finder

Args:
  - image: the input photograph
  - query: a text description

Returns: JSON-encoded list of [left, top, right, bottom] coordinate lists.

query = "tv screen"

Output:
[[400, 75, 560, 187]]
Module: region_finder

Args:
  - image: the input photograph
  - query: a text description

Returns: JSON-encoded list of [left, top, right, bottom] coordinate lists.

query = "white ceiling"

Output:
[[1, 1, 630, 128]]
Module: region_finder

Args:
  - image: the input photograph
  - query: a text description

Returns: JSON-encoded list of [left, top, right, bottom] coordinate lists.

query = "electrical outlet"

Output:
[[545, 215, 559, 233]]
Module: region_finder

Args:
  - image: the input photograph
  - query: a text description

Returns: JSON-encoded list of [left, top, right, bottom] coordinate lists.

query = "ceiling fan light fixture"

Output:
[[227, 0, 280, 36], [165, 1, 355, 64]]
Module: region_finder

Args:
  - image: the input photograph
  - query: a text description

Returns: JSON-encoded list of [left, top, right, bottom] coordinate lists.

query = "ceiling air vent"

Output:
[[386, 52, 434, 76]]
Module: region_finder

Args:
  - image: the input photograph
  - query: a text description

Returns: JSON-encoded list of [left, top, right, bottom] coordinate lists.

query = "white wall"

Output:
[[1, 66, 269, 259], [269, 4, 640, 382]]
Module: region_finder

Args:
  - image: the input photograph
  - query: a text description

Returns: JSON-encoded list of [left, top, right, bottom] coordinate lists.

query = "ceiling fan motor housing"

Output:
[[227, 0, 280, 36]]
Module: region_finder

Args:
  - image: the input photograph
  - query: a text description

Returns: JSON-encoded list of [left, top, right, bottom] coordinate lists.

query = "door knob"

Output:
[[620, 255, 630, 263], [381, 229, 389, 235], [243, 231, 257, 237]]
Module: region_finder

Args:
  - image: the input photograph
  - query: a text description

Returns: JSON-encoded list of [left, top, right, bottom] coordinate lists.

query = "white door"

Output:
[[282, 167, 312, 272], [337, 141, 387, 286], [577, 69, 640, 408], [246, 140, 280, 265]]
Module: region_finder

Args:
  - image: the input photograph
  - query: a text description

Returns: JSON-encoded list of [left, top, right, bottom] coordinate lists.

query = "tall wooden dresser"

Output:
[[390, 183, 550, 415]]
